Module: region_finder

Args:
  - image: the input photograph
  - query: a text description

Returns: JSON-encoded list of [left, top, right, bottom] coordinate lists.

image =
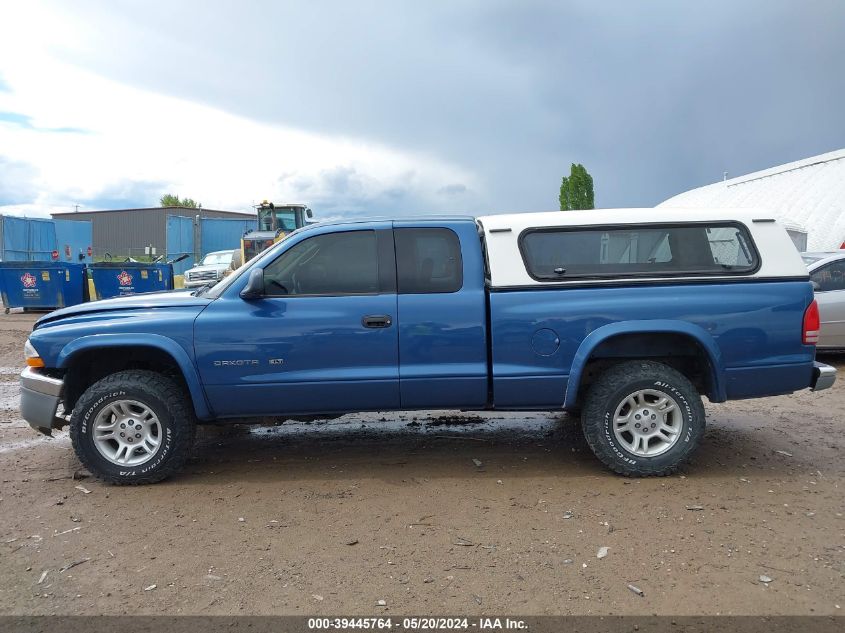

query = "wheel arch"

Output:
[[564, 320, 726, 409], [57, 334, 213, 420]]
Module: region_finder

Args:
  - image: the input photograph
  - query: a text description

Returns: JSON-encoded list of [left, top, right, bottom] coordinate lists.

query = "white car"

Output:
[[803, 251, 845, 350], [183, 250, 235, 288]]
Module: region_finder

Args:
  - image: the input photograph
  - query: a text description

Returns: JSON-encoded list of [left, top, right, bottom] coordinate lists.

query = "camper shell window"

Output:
[[519, 222, 759, 281]]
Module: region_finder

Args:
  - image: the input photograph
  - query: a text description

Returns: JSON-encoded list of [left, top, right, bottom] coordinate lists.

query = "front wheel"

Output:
[[69, 370, 196, 484], [581, 360, 705, 477]]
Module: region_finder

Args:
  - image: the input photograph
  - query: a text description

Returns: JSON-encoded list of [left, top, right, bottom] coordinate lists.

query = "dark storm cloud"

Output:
[[59, 0, 845, 213], [438, 184, 468, 197], [281, 166, 430, 217]]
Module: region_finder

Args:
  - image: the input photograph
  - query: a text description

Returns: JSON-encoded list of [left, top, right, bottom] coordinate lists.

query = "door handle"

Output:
[[362, 315, 392, 328]]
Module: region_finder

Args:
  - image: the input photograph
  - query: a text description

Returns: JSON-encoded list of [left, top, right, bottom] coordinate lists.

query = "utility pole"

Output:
[[194, 214, 201, 265]]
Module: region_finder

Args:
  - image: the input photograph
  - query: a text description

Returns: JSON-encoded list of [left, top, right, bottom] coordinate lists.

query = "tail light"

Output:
[[803, 300, 820, 345]]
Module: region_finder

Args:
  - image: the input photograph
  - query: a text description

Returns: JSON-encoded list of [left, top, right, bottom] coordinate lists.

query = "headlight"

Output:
[[24, 339, 44, 368]]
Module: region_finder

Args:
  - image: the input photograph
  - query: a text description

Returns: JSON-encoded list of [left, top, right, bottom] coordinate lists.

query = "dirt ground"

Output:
[[0, 312, 842, 616]]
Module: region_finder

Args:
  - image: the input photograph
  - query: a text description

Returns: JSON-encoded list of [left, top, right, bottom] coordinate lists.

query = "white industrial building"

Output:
[[659, 148, 845, 252]]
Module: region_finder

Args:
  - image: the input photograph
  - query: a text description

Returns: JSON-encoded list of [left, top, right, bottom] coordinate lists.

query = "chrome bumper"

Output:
[[811, 362, 836, 392], [20, 366, 64, 436]]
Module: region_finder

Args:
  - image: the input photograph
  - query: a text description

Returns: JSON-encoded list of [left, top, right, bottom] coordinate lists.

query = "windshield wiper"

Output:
[[193, 283, 213, 297]]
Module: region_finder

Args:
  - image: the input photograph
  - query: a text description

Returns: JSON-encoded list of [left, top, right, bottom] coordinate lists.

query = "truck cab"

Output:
[[20, 209, 835, 484]]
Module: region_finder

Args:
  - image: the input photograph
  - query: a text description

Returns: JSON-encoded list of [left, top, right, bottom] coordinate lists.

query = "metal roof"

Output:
[[52, 206, 256, 217], [658, 148, 845, 251]]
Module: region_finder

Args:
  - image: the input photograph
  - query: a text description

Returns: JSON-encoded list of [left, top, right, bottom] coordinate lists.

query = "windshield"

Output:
[[201, 251, 233, 266], [258, 207, 298, 232]]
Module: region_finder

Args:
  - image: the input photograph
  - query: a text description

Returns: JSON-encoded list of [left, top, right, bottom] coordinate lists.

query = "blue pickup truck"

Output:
[[20, 209, 835, 483]]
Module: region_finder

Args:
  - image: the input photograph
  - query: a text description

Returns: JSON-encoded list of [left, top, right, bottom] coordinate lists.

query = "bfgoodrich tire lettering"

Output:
[[581, 361, 705, 477], [70, 370, 196, 484]]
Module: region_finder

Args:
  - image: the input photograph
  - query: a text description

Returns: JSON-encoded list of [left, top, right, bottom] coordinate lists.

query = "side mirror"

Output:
[[811, 280, 821, 292], [306, 208, 313, 219], [240, 268, 265, 299]]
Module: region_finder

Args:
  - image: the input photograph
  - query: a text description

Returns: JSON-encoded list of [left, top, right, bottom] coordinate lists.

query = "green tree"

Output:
[[559, 163, 595, 210], [159, 194, 198, 208]]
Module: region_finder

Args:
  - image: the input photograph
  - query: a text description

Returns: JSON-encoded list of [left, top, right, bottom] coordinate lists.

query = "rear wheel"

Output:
[[69, 370, 196, 484], [581, 360, 705, 476]]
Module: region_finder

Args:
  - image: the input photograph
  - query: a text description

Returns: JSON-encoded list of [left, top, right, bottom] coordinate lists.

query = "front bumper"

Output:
[[811, 361, 836, 392], [20, 366, 64, 436]]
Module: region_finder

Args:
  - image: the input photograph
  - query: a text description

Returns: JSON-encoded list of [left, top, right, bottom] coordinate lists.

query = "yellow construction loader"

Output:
[[230, 201, 313, 269]]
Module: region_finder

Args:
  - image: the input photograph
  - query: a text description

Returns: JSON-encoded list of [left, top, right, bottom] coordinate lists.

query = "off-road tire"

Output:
[[69, 370, 196, 485], [581, 360, 705, 477]]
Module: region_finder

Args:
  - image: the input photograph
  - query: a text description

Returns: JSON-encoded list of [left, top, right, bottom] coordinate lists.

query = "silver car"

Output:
[[183, 250, 235, 288], [803, 251, 845, 350]]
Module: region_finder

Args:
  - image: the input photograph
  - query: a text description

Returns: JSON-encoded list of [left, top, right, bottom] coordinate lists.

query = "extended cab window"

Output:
[[520, 223, 758, 280], [394, 228, 463, 293], [263, 230, 379, 296], [811, 260, 845, 291]]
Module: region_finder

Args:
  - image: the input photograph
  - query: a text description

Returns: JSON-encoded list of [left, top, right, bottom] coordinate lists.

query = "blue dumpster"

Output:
[[0, 262, 88, 313], [89, 262, 174, 300]]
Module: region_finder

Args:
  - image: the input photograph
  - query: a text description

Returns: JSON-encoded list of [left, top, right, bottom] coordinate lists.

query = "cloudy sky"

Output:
[[1, 0, 843, 219]]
